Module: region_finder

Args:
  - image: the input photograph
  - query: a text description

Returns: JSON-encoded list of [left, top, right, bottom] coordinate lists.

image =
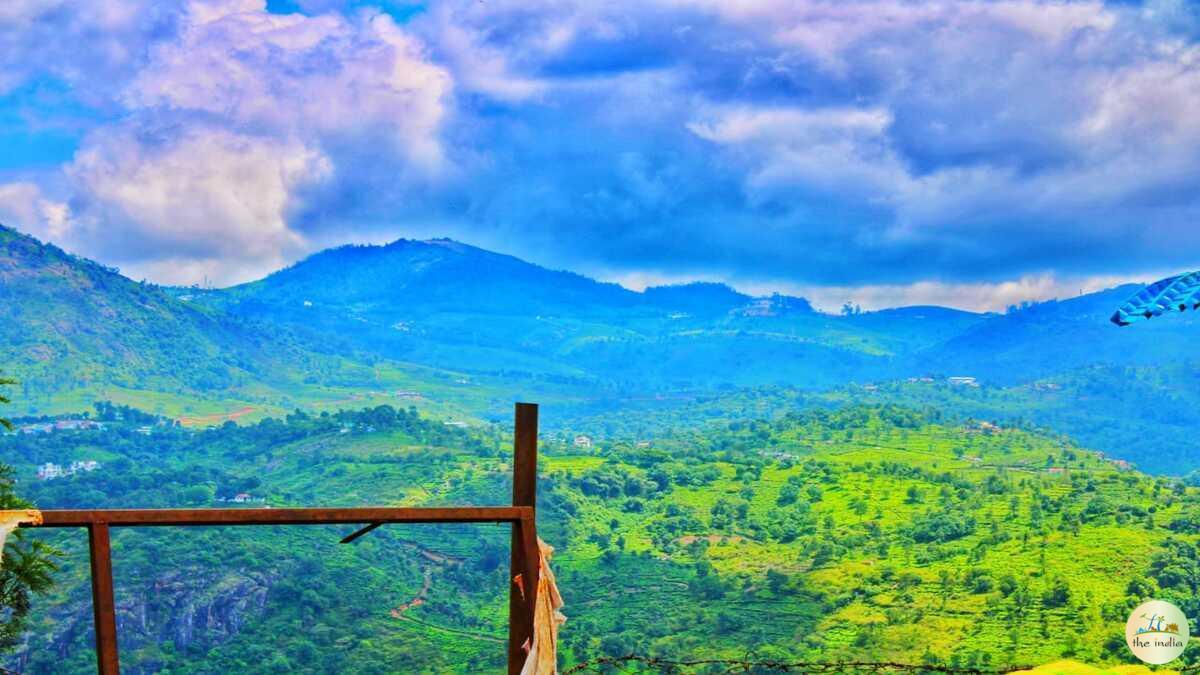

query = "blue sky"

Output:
[[1, 0, 1198, 310]]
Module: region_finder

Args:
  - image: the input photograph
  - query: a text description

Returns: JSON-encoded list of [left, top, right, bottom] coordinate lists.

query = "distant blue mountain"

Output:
[[912, 285, 1200, 383], [641, 282, 753, 314], [191, 235, 1200, 392], [5, 224, 1200, 470], [222, 238, 640, 317], [200, 238, 987, 387]]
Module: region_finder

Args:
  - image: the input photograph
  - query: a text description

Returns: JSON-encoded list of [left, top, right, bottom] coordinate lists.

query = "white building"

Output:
[[574, 435, 593, 449], [38, 460, 101, 480], [37, 463, 65, 480]]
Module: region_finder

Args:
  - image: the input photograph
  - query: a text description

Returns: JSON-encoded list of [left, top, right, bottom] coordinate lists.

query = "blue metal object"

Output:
[[1111, 271, 1200, 326]]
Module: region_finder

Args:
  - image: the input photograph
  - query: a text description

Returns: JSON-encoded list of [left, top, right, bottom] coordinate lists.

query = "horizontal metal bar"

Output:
[[23, 506, 532, 528]]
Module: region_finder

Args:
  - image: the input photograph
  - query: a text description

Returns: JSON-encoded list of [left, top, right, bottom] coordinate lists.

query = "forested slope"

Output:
[[7, 403, 1197, 672]]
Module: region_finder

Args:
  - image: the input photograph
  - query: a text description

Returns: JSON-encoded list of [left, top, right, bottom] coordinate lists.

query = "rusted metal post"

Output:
[[508, 403, 539, 675], [18, 405, 545, 673], [87, 523, 119, 675]]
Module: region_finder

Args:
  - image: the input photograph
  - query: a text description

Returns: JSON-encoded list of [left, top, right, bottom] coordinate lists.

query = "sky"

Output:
[[1, 0, 1198, 311]]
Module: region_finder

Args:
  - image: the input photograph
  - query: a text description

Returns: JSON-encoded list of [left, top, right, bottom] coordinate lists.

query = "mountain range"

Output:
[[3, 223, 1198, 472]]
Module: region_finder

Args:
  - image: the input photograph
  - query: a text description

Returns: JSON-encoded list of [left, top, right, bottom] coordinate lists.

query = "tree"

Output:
[[0, 375, 59, 652], [1042, 578, 1072, 608], [0, 375, 13, 432], [766, 568, 789, 595]]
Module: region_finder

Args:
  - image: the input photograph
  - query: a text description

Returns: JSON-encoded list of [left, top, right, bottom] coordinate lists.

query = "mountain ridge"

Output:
[[8, 223, 1200, 473]]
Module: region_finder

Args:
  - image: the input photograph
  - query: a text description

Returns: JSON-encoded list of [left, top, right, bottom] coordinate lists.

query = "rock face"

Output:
[[11, 567, 277, 674], [133, 569, 276, 655]]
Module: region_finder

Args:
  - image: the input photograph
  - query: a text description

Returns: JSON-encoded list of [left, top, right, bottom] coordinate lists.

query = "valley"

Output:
[[5, 404, 1198, 672], [2, 223, 1200, 671]]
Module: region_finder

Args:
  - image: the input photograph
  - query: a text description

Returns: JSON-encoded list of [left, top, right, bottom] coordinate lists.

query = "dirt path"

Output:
[[390, 568, 433, 617]]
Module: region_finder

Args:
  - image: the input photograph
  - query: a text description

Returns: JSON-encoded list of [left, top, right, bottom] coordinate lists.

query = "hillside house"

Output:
[[574, 435, 593, 449], [948, 376, 979, 387], [55, 419, 103, 431], [37, 463, 65, 480], [231, 493, 253, 503], [38, 459, 101, 480]]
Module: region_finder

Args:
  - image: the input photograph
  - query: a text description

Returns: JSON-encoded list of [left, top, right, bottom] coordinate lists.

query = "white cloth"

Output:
[[520, 538, 566, 675]]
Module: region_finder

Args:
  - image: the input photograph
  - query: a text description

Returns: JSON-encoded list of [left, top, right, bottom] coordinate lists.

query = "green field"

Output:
[[5, 403, 1197, 672]]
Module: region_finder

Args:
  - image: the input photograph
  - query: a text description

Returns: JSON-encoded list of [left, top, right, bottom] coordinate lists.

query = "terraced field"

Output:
[[6, 403, 1198, 671]]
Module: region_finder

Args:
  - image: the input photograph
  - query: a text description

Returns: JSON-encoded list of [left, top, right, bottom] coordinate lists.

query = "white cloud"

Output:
[[126, 0, 452, 168], [687, 104, 904, 206], [68, 126, 330, 284], [6, 0, 1200, 292], [0, 182, 72, 241], [1, 0, 454, 285], [783, 274, 1153, 313], [0, 0, 179, 99]]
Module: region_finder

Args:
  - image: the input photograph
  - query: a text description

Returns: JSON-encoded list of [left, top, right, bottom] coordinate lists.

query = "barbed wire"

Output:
[[563, 655, 1035, 674]]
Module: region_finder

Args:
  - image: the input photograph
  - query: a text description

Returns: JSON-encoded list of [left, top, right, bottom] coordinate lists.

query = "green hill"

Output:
[[8, 403, 1198, 672], [4, 222, 1200, 475], [201, 237, 976, 389], [0, 225, 524, 423]]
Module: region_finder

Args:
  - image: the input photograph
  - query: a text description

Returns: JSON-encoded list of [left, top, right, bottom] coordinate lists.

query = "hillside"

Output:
[[912, 288, 1200, 383], [201, 234, 1200, 398], [0, 226, 519, 423], [202, 237, 974, 388], [5, 225, 1200, 472], [0, 225, 271, 389], [7, 403, 1199, 672]]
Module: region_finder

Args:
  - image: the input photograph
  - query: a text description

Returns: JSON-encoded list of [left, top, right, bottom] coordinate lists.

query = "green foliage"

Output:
[[0, 465, 58, 651], [0, 377, 57, 653], [0, 374, 14, 431], [909, 511, 976, 543], [5, 402, 1198, 671]]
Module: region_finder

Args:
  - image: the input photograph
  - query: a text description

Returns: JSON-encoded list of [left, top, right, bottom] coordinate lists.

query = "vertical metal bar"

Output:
[[88, 523, 120, 674], [508, 403, 539, 675]]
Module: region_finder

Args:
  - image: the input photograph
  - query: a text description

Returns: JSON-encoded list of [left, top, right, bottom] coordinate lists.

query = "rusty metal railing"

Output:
[[23, 402, 542, 675]]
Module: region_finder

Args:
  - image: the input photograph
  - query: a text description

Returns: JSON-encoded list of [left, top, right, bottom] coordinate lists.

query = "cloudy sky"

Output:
[[1, 0, 1198, 310]]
